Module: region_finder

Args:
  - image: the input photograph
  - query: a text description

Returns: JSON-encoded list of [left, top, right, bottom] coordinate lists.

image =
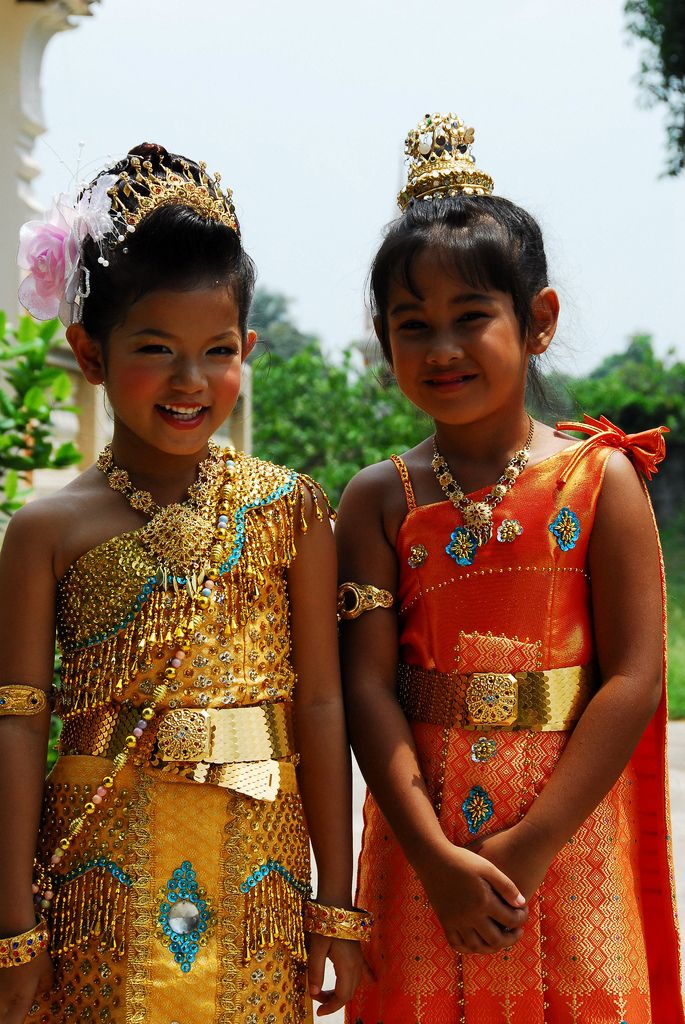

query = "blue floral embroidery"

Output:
[[549, 507, 581, 551], [158, 861, 212, 973], [462, 786, 494, 835], [446, 527, 478, 566]]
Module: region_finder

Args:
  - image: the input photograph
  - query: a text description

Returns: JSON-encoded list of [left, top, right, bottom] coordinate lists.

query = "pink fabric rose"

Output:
[[17, 199, 75, 321]]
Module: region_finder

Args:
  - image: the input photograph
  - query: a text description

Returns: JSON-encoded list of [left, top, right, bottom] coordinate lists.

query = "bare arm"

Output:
[[0, 502, 59, 1016], [287, 488, 360, 1014], [476, 453, 663, 893], [336, 465, 527, 955]]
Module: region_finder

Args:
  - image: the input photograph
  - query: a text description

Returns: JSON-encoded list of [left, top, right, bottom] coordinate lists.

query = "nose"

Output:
[[426, 331, 465, 364], [170, 356, 206, 392]]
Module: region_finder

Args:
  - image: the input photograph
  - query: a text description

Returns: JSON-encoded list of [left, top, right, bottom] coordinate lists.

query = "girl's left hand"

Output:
[[306, 933, 365, 1017], [470, 819, 557, 902]]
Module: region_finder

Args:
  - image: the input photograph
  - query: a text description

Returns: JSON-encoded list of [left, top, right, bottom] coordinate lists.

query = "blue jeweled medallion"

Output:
[[462, 785, 494, 834], [446, 527, 478, 566], [158, 861, 212, 973], [548, 507, 581, 551]]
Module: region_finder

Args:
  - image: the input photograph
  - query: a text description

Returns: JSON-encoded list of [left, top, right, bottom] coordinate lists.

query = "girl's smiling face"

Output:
[[68, 284, 256, 459], [383, 248, 556, 428]]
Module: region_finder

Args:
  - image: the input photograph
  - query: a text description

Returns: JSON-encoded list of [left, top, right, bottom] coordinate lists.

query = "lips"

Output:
[[425, 371, 478, 389]]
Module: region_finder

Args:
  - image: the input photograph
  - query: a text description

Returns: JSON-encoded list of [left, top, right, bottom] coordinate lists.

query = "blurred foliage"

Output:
[[566, 334, 685, 439], [625, 0, 685, 175], [252, 344, 427, 504], [0, 312, 81, 519], [250, 288, 319, 361]]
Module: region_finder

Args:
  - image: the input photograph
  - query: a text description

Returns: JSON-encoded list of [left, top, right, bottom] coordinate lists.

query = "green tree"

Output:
[[567, 334, 685, 438], [249, 287, 319, 360], [251, 345, 427, 504], [625, 0, 685, 174], [0, 313, 81, 518]]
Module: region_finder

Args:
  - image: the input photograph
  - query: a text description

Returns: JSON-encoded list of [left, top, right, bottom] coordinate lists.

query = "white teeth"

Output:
[[161, 404, 204, 418]]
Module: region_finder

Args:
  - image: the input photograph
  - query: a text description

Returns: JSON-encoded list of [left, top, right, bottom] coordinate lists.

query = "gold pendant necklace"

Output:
[[96, 440, 229, 575], [431, 416, 534, 546]]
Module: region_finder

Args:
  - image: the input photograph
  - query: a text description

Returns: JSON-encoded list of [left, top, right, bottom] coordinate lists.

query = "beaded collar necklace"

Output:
[[96, 440, 230, 576], [431, 415, 534, 546], [96, 440, 224, 518]]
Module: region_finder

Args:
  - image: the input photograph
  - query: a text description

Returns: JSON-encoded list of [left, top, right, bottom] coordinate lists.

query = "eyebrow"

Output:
[[389, 292, 496, 316], [129, 328, 238, 340]]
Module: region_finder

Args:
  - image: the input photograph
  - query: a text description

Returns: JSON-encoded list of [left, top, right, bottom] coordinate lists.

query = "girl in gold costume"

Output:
[[338, 114, 682, 1023], [0, 143, 365, 1024]]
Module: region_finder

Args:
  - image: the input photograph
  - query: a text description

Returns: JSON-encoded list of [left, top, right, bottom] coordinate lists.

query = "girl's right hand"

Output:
[[0, 951, 53, 1023], [419, 844, 528, 955]]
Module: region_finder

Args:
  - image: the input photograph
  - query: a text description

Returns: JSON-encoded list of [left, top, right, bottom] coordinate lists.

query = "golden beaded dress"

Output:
[[347, 418, 683, 1024], [28, 450, 326, 1024]]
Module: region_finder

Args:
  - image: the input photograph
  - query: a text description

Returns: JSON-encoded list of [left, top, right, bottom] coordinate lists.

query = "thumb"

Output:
[[483, 862, 526, 908], [307, 940, 327, 997]]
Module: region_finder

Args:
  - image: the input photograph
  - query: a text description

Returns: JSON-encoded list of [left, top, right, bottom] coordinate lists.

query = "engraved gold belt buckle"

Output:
[[156, 708, 211, 762], [465, 673, 518, 727]]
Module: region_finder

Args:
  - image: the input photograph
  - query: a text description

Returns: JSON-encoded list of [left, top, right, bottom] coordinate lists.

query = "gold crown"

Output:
[[397, 112, 494, 210], [107, 156, 239, 242]]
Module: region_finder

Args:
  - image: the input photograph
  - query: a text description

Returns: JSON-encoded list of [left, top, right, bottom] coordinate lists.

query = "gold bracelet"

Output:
[[337, 582, 394, 621], [0, 685, 49, 717], [0, 920, 50, 968], [303, 901, 373, 943]]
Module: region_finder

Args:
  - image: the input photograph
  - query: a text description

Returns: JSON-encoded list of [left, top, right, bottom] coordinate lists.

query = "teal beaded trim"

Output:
[[239, 859, 312, 898], [63, 473, 298, 655], [56, 857, 132, 890], [218, 472, 297, 576], [158, 860, 212, 974]]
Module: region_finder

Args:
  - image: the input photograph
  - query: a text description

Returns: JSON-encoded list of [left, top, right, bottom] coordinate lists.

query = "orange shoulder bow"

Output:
[[555, 414, 668, 486]]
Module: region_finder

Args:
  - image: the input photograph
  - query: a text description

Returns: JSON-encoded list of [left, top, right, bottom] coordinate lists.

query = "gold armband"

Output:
[[303, 901, 373, 943], [337, 582, 394, 621], [0, 685, 49, 717], [0, 919, 50, 968]]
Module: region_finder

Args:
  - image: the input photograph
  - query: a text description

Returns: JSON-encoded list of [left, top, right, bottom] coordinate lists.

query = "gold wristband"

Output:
[[304, 901, 373, 943], [337, 582, 394, 621], [0, 920, 50, 968], [0, 685, 49, 717]]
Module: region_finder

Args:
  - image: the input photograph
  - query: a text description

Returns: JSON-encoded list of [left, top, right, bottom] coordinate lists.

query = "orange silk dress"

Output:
[[347, 419, 683, 1024]]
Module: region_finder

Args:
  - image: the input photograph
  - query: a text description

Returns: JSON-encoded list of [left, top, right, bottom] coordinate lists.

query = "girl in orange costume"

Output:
[[338, 112, 682, 1024]]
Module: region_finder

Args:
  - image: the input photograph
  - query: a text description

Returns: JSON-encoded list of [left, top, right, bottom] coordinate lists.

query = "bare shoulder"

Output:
[[597, 449, 650, 516], [338, 458, 409, 545]]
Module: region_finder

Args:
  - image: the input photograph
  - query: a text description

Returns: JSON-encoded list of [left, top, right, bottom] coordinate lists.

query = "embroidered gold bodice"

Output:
[[55, 451, 322, 729]]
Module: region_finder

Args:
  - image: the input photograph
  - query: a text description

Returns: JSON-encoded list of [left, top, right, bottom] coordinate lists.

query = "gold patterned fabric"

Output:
[[28, 452, 324, 1024]]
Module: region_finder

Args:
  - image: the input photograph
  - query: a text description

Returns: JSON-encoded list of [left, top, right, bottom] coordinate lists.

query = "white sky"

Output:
[[37, 0, 685, 376]]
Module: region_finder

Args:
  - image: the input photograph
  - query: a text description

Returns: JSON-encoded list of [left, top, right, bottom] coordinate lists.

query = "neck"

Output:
[[434, 409, 532, 468], [108, 427, 211, 505]]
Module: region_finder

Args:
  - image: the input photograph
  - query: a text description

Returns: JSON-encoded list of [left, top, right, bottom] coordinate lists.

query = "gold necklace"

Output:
[[431, 415, 534, 546], [96, 440, 230, 575], [96, 440, 224, 517]]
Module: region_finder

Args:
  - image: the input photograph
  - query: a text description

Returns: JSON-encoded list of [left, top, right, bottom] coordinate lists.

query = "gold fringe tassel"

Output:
[[244, 871, 306, 963], [50, 868, 129, 957]]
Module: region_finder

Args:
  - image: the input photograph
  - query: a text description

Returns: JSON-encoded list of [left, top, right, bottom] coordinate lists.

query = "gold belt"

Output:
[[397, 662, 596, 732], [59, 702, 297, 801]]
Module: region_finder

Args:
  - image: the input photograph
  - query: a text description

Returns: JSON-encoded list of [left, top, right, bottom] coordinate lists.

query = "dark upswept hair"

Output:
[[370, 194, 550, 397], [80, 142, 256, 343]]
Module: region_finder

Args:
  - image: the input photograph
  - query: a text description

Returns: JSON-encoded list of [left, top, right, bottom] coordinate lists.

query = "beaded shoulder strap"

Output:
[[390, 455, 417, 513]]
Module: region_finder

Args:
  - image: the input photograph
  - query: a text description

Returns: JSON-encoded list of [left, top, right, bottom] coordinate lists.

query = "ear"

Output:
[[527, 287, 559, 356], [66, 324, 106, 384], [241, 329, 258, 363]]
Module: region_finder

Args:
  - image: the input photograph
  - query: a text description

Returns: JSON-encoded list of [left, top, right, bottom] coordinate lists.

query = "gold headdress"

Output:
[[397, 112, 494, 210], [108, 155, 240, 240]]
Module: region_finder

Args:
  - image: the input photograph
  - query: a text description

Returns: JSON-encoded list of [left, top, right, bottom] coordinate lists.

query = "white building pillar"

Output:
[[0, 0, 99, 320]]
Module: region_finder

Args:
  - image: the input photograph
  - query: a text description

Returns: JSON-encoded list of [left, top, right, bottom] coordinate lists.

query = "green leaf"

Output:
[[22, 385, 50, 415], [50, 372, 72, 402], [3, 469, 18, 501]]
